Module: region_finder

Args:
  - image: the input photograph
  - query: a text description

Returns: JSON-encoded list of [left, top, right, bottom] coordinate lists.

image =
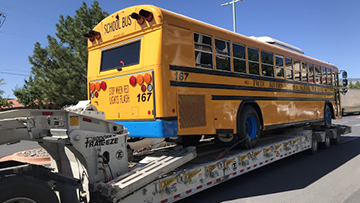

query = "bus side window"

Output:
[[261, 51, 274, 77], [315, 66, 321, 84], [302, 62, 308, 82], [285, 57, 293, 80], [248, 47, 260, 75], [294, 60, 301, 81], [334, 73, 338, 87], [328, 69, 332, 86], [308, 64, 314, 83], [194, 32, 213, 69], [232, 43, 247, 74], [215, 38, 231, 71], [322, 67, 327, 85], [276, 55, 285, 78]]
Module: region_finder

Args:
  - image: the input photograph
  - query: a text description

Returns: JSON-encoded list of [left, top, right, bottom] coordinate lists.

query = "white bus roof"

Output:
[[250, 36, 304, 55]]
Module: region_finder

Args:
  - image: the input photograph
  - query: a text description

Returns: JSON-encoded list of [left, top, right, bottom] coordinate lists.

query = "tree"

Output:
[[0, 79, 12, 108], [14, 1, 108, 108]]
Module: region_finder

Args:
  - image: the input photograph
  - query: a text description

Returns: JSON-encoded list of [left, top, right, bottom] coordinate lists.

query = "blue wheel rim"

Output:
[[245, 115, 257, 139], [326, 108, 331, 125]]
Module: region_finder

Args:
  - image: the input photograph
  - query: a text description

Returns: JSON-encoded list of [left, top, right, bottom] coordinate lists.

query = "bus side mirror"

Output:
[[343, 79, 348, 87], [342, 71, 348, 79], [341, 88, 348, 95]]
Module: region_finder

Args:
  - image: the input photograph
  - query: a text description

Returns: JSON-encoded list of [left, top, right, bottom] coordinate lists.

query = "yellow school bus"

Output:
[[86, 5, 345, 147]]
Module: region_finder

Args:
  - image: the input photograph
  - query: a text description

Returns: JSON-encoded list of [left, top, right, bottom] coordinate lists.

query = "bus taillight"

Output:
[[100, 81, 107, 90], [130, 13, 145, 25], [139, 9, 153, 22], [137, 75, 144, 85], [90, 83, 95, 92], [95, 82, 101, 91], [141, 85, 146, 92], [144, 73, 152, 84], [129, 76, 137, 86]]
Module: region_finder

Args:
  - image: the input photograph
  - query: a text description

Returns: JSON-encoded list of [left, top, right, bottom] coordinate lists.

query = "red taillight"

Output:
[[172, 109, 176, 113], [129, 76, 137, 86], [100, 81, 107, 90], [139, 9, 153, 22], [95, 92, 99, 98], [141, 85, 146, 92], [148, 110, 151, 115]]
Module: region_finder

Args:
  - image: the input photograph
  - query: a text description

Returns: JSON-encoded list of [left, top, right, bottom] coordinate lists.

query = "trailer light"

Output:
[[137, 75, 144, 85], [139, 9, 153, 22], [129, 76, 137, 86], [148, 110, 151, 115], [100, 81, 107, 90], [144, 73, 152, 84], [95, 82, 101, 91], [95, 92, 99, 98], [147, 84, 153, 92], [90, 83, 95, 92], [130, 12, 145, 25], [141, 85, 146, 92]]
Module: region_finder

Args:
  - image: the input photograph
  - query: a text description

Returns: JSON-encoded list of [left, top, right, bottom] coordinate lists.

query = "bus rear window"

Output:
[[100, 41, 140, 71]]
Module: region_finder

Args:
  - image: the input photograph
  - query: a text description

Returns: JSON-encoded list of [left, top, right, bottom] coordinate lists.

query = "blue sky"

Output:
[[0, 0, 359, 98]]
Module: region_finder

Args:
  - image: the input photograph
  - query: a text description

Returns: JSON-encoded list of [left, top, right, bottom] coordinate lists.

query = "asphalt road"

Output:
[[178, 115, 360, 203], [1, 116, 359, 203]]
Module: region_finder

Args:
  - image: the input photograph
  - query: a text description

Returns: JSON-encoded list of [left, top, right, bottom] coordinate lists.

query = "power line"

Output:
[[0, 71, 29, 77]]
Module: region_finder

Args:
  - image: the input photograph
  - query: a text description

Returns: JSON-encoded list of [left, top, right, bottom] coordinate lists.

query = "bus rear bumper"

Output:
[[114, 120, 178, 138]]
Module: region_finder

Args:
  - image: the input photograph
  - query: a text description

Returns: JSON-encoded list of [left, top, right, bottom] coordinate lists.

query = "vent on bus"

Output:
[[178, 95, 206, 129]]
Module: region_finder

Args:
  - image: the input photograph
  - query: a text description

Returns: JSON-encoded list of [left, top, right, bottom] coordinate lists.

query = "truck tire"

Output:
[[324, 105, 332, 128], [238, 106, 261, 149], [0, 175, 59, 203]]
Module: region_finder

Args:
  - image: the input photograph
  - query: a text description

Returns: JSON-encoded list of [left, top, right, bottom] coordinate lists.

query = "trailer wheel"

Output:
[[320, 132, 331, 149], [238, 106, 261, 149], [310, 134, 319, 154], [0, 175, 59, 203], [324, 105, 332, 128], [331, 130, 341, 145]]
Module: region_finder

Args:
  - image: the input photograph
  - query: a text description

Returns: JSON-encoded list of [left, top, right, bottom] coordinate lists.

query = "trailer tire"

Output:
[[331, 130, 341, 145], [238, 106, 261, 149], [324, 105, 332, 128], [0, 175, 59, 203], [320, 132, 331, 149], [310, 134, 319, 154]]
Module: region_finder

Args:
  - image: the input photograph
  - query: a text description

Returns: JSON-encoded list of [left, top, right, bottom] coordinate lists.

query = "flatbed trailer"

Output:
[[0, 102, 351, 203]]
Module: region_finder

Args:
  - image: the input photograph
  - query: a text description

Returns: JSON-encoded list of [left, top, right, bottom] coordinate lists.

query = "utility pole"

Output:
[[221, 0, 243, 33], [0, 12, 6, 29]]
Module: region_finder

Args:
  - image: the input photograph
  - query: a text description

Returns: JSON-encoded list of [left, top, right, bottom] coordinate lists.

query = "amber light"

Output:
[[129, 76, 137, 86], [95, 82, 101, 91], [90, 83, 95, 92], [144, 73, 152, 84], [100, 81, 107, 90], [137, 75, 144, 85]]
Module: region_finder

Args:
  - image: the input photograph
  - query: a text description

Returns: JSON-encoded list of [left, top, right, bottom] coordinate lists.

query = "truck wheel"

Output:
[[324, 105, 332, 128], [320, 132, 331, 149], [238, 106, 261, 149], [310, 134, 318, 154], [0, 175, 59, 203]]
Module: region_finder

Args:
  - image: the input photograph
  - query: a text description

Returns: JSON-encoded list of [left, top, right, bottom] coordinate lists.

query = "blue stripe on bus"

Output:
[[115, 120, 177, 138]]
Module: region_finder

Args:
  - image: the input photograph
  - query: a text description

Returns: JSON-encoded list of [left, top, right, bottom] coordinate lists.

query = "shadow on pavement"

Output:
[[178, 136, 360, 203]]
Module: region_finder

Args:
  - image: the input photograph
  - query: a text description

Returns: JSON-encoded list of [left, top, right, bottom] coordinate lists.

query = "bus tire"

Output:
[[324, 104, 332, 128], [0, 175, 59, 203], [238, 106, 261, 149]]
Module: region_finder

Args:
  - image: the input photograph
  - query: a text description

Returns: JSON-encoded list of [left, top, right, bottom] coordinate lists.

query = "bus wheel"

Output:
[[238, 106, 261, 149], [0, 175, 59, 203], [215, 134, 238, 146], [180, 135, 201, 147], [324, 105, 332, 128]]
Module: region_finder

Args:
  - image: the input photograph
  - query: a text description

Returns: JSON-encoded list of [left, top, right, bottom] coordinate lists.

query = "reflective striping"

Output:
[[253, 164, 257, 167], [233, 172, 237, 175], [161, 199, 168, 203], [216, 178, 221, 182], [247, 167, 251, 170], [265, 160, 269, 163], [174, 194, 180, 199], [259, 162, 263, 165], [240, 169, 244, 173], [83, 117, 92, 123], [197, 185, 202, 190], [186, 189, 192, 194], [207, 181, 212, 185]]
